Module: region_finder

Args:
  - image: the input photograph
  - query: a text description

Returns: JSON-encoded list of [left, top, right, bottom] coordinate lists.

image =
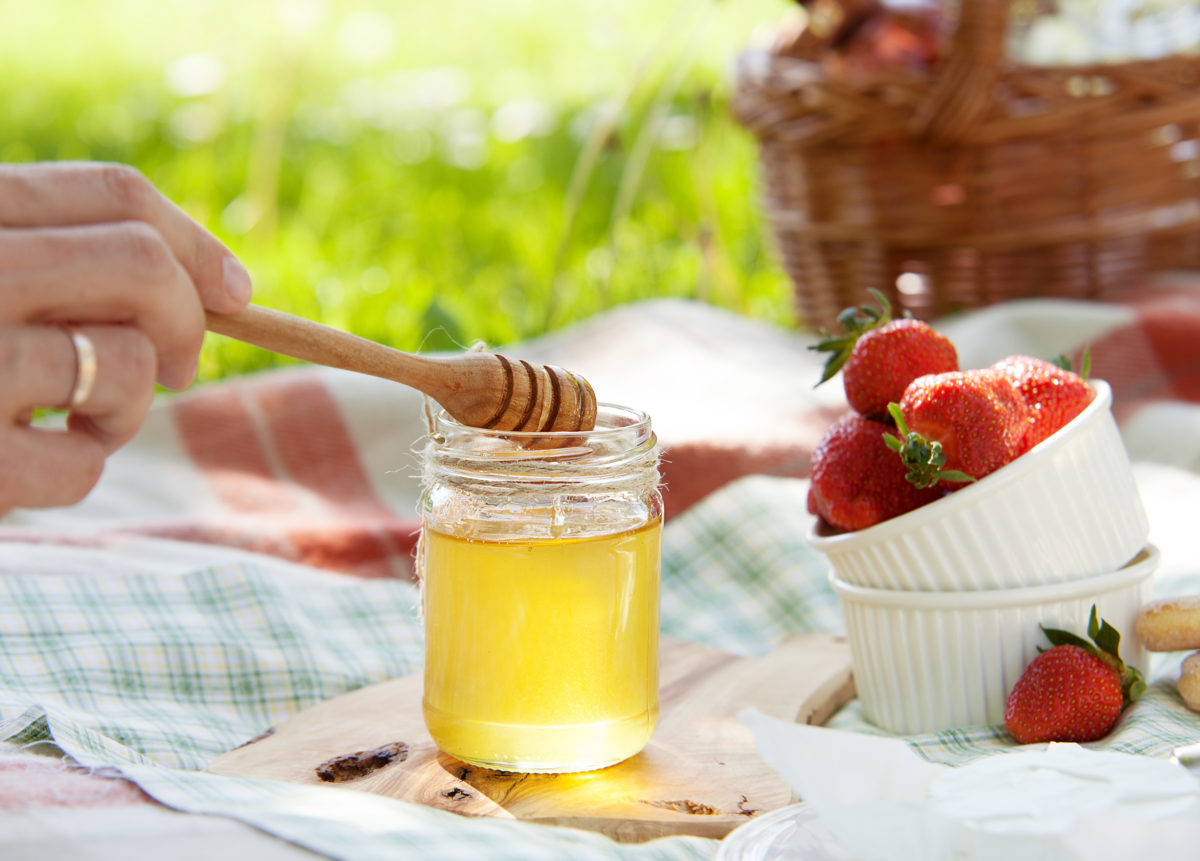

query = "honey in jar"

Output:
[[419, 404, 662, 773]]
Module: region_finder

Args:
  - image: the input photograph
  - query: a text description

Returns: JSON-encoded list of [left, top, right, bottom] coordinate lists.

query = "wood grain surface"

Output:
[[207, 633, 854, 843]]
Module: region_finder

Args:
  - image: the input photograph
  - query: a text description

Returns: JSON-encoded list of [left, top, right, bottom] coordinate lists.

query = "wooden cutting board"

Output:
[[207, 633, 854, 843]]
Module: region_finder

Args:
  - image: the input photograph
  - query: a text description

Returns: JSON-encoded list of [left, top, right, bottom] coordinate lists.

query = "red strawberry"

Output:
[[808, 412, 944, 532], [1004, 607, 1145, 744], [992, 354, 1095, 452], [886, 368, 1028, 487], [812, 289, 958, 418], [1005, 646, 1122, 744]]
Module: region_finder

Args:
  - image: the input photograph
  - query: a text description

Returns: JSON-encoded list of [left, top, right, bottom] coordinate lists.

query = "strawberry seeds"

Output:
[[808, 289, 1094, 534]]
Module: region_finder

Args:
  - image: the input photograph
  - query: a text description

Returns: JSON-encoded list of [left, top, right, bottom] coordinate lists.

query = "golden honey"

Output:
[[422, 520, 661, 772], [419, 403, 662, 773]]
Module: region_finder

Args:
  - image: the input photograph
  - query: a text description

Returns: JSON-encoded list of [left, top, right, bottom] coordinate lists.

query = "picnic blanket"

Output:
[[5, 279, 1200, 860]]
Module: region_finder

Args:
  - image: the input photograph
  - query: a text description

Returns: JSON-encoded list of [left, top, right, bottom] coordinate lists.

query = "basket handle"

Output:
[[909, 0, 1010, 143]]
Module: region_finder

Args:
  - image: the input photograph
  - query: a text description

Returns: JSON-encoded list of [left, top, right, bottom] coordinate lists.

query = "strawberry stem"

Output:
[[1042, 605, 1145, 707], [1052, 347, 1092, 380], [809, 288, 892, 386], [883, 403, 976, 489]]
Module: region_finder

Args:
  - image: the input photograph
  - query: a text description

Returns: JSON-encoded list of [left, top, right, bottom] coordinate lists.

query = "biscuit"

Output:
[[1134, 595, 1200, 652], [1178, 652, 1200, 712]]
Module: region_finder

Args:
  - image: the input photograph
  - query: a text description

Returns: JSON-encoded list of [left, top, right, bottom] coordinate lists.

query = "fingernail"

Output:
[[222, 255, 253, 305]]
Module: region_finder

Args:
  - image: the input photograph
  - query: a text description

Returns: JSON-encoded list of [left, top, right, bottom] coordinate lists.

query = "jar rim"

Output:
[[423, 401, 660, 515], [426, 402, 659, 483], [431, 402, 652, 456]]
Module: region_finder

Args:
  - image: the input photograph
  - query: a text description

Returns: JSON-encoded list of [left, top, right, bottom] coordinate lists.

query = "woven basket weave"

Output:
[[732, 1, 1200, 331]]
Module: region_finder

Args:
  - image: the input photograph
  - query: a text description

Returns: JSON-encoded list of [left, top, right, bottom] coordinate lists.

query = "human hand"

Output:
[[0, 161, 253, 513]]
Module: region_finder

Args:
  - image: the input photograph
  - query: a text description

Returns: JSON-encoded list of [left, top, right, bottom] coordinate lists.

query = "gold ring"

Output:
[[64, 327, 98, 409]]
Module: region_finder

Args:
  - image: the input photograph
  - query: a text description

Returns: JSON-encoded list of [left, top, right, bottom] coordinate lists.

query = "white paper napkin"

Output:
[[741, 708, 1200, 861]]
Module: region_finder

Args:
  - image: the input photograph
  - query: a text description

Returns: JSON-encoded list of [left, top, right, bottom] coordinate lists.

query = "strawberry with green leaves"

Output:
[[991, 353, 1095, 452], [1004, 606, 1145, 744], [885, 368, 1028, 487], [812, 289, 958, 418], [807, 412, 945, 532]]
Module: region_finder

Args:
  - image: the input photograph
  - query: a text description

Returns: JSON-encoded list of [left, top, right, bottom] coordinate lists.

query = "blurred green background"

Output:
[[3, 0, 796, 381]]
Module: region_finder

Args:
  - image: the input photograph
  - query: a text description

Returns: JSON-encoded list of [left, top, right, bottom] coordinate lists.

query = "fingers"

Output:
[[0, 324, 157, 453], [0, 320, 159, 514], [0, 223, 204, 390], [0, 161, 247, 514], [0, 161, 252, 314], [63, 326, 158, 453], [0, 427, 106, 514]]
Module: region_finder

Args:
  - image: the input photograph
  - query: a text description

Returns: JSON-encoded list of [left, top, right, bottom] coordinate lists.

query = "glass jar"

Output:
[[419, 403, 662, 774]]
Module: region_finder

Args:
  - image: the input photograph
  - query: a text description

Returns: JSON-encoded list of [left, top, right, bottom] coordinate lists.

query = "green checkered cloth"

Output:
[[2, 474, 1199, 859]]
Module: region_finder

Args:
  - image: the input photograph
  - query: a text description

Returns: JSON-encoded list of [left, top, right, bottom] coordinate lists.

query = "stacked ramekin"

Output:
[[811, 380, 1154, 733]]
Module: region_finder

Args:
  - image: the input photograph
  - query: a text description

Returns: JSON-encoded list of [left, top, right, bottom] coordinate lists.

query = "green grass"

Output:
[[2, 0, 797, 381]]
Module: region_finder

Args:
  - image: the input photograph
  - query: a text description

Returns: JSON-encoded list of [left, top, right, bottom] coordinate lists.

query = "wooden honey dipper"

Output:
[[205, 304, 598, 435]]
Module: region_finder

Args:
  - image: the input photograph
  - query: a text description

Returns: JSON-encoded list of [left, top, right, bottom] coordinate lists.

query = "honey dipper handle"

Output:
[[205, 304, 447, 396]]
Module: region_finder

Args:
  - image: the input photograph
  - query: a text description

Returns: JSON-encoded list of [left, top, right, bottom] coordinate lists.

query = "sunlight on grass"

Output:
[[3, 0, 797, 380]]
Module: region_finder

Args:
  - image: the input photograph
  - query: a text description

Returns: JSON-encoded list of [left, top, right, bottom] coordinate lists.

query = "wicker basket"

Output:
[[732, 1, 1200, 331]]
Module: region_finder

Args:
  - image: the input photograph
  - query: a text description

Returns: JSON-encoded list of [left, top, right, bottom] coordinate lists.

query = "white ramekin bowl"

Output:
[[810, 380, 1148, 591], [832, 544, 1157, 734]]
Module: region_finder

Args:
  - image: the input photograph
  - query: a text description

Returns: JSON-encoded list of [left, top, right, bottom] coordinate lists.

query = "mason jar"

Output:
[[419, 403, 662, 773]]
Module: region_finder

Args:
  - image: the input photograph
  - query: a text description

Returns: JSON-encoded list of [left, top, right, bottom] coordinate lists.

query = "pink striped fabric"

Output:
[[6, 282, 1200, 583]]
